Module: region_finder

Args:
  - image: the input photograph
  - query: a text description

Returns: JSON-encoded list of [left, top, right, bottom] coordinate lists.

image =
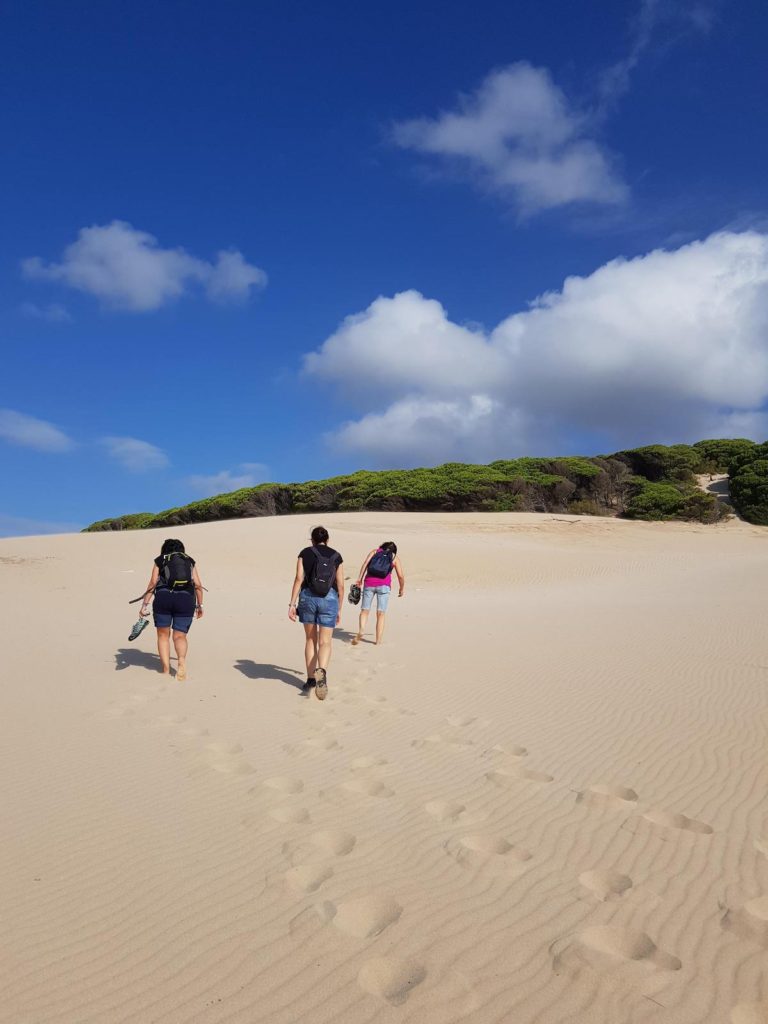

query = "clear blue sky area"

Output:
[[1, 0, 767, 533]]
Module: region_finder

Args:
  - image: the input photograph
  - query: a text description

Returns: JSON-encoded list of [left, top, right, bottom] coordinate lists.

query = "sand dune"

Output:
[[1, 511, 767, 1023]]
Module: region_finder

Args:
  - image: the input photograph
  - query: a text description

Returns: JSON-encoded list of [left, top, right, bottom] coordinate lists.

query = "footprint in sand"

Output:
[[578, 869, 633, 902], [754, 838, 768, 858], [269, 804, 311, 825], [576, 784, 639, 808], [445, 714, 476, 728], [412, 731, 473, 751], [572, 926, 682, 971], [318, 893, 402, 938], [203, 742, 254, 775], [489, 743, 528, 759], [486, 766, 554, 787], [342, 778, 394, 798], [445, 834, 531, 875], [284, 863, 334, 894], [731, 1002, 768, 1023], [310, 830, 356, 856], [357, 957, 426, 1005], [304, 736, 341, 751], [641, 808, 714, 834], [103, 706, 134, 719], [350, 755, 388, 771], [425, 800, 466, 823], [722, 896, 768, 947], [263, 776, 305, 794], [150, 713, 188, 729]]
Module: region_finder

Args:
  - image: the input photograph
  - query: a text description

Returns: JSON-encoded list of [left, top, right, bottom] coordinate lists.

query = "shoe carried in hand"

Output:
[[348, 583, 361, 605], [128, 616, 149, 642]]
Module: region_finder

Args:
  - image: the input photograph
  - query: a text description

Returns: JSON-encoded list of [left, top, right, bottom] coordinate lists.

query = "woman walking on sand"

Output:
[[288, 526, 344, 700], [138, 539, 204, 680], [352, 541, 405, 646]]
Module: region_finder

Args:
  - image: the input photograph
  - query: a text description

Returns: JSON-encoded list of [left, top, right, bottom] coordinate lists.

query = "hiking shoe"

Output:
[[128, 617, 149, 642], [315, 668, 328, 701], [301, 677, 316, 695]]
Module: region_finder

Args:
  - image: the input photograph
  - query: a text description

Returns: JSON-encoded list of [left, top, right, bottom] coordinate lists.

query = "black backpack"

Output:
[[307, 546, 337, 597], [160, 552, 194, 591], [367, 548, 393, 578]]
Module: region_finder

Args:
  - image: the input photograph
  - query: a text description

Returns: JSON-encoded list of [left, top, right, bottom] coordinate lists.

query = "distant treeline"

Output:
[[84, 438, 764, 532]]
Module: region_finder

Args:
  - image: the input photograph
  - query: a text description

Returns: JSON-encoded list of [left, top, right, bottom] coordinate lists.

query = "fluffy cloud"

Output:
[[392, 64, 627, 214], [0, 409, 74, 452], [186, 463, 269, 497], [306, 231, 768, 465], [23, 221, 267, 311], [102, 436, 169, 471]]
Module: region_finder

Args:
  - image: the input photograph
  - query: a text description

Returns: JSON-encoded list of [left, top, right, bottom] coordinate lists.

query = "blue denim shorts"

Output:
[[153, 589, 195, 633], [297, 587, 339, 628], [361, 585, 390, 612]]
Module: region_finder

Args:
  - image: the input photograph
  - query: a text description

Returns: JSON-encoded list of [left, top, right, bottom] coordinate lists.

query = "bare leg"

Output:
[[303, 624, 319, 678], [173, 630, 189, 680], [317, 625, 334, 670], [353, 609, 370, 644], [375, 611, 386, 645], [156, 627, 171, 673]]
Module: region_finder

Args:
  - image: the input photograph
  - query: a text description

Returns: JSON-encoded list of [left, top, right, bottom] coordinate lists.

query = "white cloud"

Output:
[[306, 231, 768, 465], [0, 409, 74, 452], [0, 514, 81, 538], [599, 0, 716, 109], [23, 221, 267, 312], [186, 463, 270, 497], [102, 436, 169, 471], [20, 302, 71, 322], [392, 64, 627, 214]]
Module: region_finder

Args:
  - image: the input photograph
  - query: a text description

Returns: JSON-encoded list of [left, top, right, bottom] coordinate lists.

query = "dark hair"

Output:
[[311, 526, 329, 545], [380, 540, 397, 555], [160, 538, 185, 556]]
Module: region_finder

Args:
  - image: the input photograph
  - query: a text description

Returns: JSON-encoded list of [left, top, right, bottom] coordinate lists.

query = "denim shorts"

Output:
[[361, 585, 390, 612], [153, 589, 195, 633], [297, 587, 339, 628]]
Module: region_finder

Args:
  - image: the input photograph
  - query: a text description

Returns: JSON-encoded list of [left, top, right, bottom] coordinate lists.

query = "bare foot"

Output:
[[177, 665, 187, 681], [351, 635, 361, 646], [160, 667, 170, 675]]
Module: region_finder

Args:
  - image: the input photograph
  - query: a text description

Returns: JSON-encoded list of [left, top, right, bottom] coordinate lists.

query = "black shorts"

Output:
[[153, 589, 196, 632]]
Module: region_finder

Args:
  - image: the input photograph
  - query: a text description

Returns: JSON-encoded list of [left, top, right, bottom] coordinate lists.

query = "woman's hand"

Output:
[[355, 578, 362, 587], [336, 611, 341, 625], [140, 605, 150, 618], [196, 606, 204, 619], [288, 605, 298, 622]]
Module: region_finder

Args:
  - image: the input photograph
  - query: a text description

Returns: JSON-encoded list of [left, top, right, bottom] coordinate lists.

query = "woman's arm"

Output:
[[139, 566, 160, 617], [356, 549, 376, 585], [288, 557, 304, 621], [394, 557, 405, 597], [192, 566, 204, 617]]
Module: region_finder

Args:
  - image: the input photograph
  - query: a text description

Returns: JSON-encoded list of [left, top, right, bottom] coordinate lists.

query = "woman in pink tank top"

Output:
[[352, 541, 405, 646]]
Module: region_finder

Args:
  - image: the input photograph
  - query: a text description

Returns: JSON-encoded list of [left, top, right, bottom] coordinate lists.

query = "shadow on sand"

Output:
[[114, 648, 164, 672], [234, 660, 305, 690]]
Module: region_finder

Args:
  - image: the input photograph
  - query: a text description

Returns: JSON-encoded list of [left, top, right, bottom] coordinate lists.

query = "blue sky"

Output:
[[2, 0, 768, 534]]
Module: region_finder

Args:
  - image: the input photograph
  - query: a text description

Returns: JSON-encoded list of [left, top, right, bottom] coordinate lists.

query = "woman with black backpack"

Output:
[[288, 526, 344, 700], [138, 539, 204, 680], [352, 541, 405, 647]]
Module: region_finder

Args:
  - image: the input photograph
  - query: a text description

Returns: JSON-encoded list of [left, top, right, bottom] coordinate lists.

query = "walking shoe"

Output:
[[128, 617, 149, 642], [301, 677, 316, 695], [315, 668, 328, 700]]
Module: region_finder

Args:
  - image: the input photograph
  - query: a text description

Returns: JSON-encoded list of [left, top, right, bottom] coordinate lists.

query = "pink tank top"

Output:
[[364, 549, 392, 588]]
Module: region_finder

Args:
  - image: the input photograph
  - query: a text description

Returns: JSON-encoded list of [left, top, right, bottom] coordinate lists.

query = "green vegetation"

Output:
[[84, 438, 758, 531], [729, 442, 768, 524]]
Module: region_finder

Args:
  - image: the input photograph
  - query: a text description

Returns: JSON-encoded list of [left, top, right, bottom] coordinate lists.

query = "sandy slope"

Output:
[[1, 511, 767, 1024]]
